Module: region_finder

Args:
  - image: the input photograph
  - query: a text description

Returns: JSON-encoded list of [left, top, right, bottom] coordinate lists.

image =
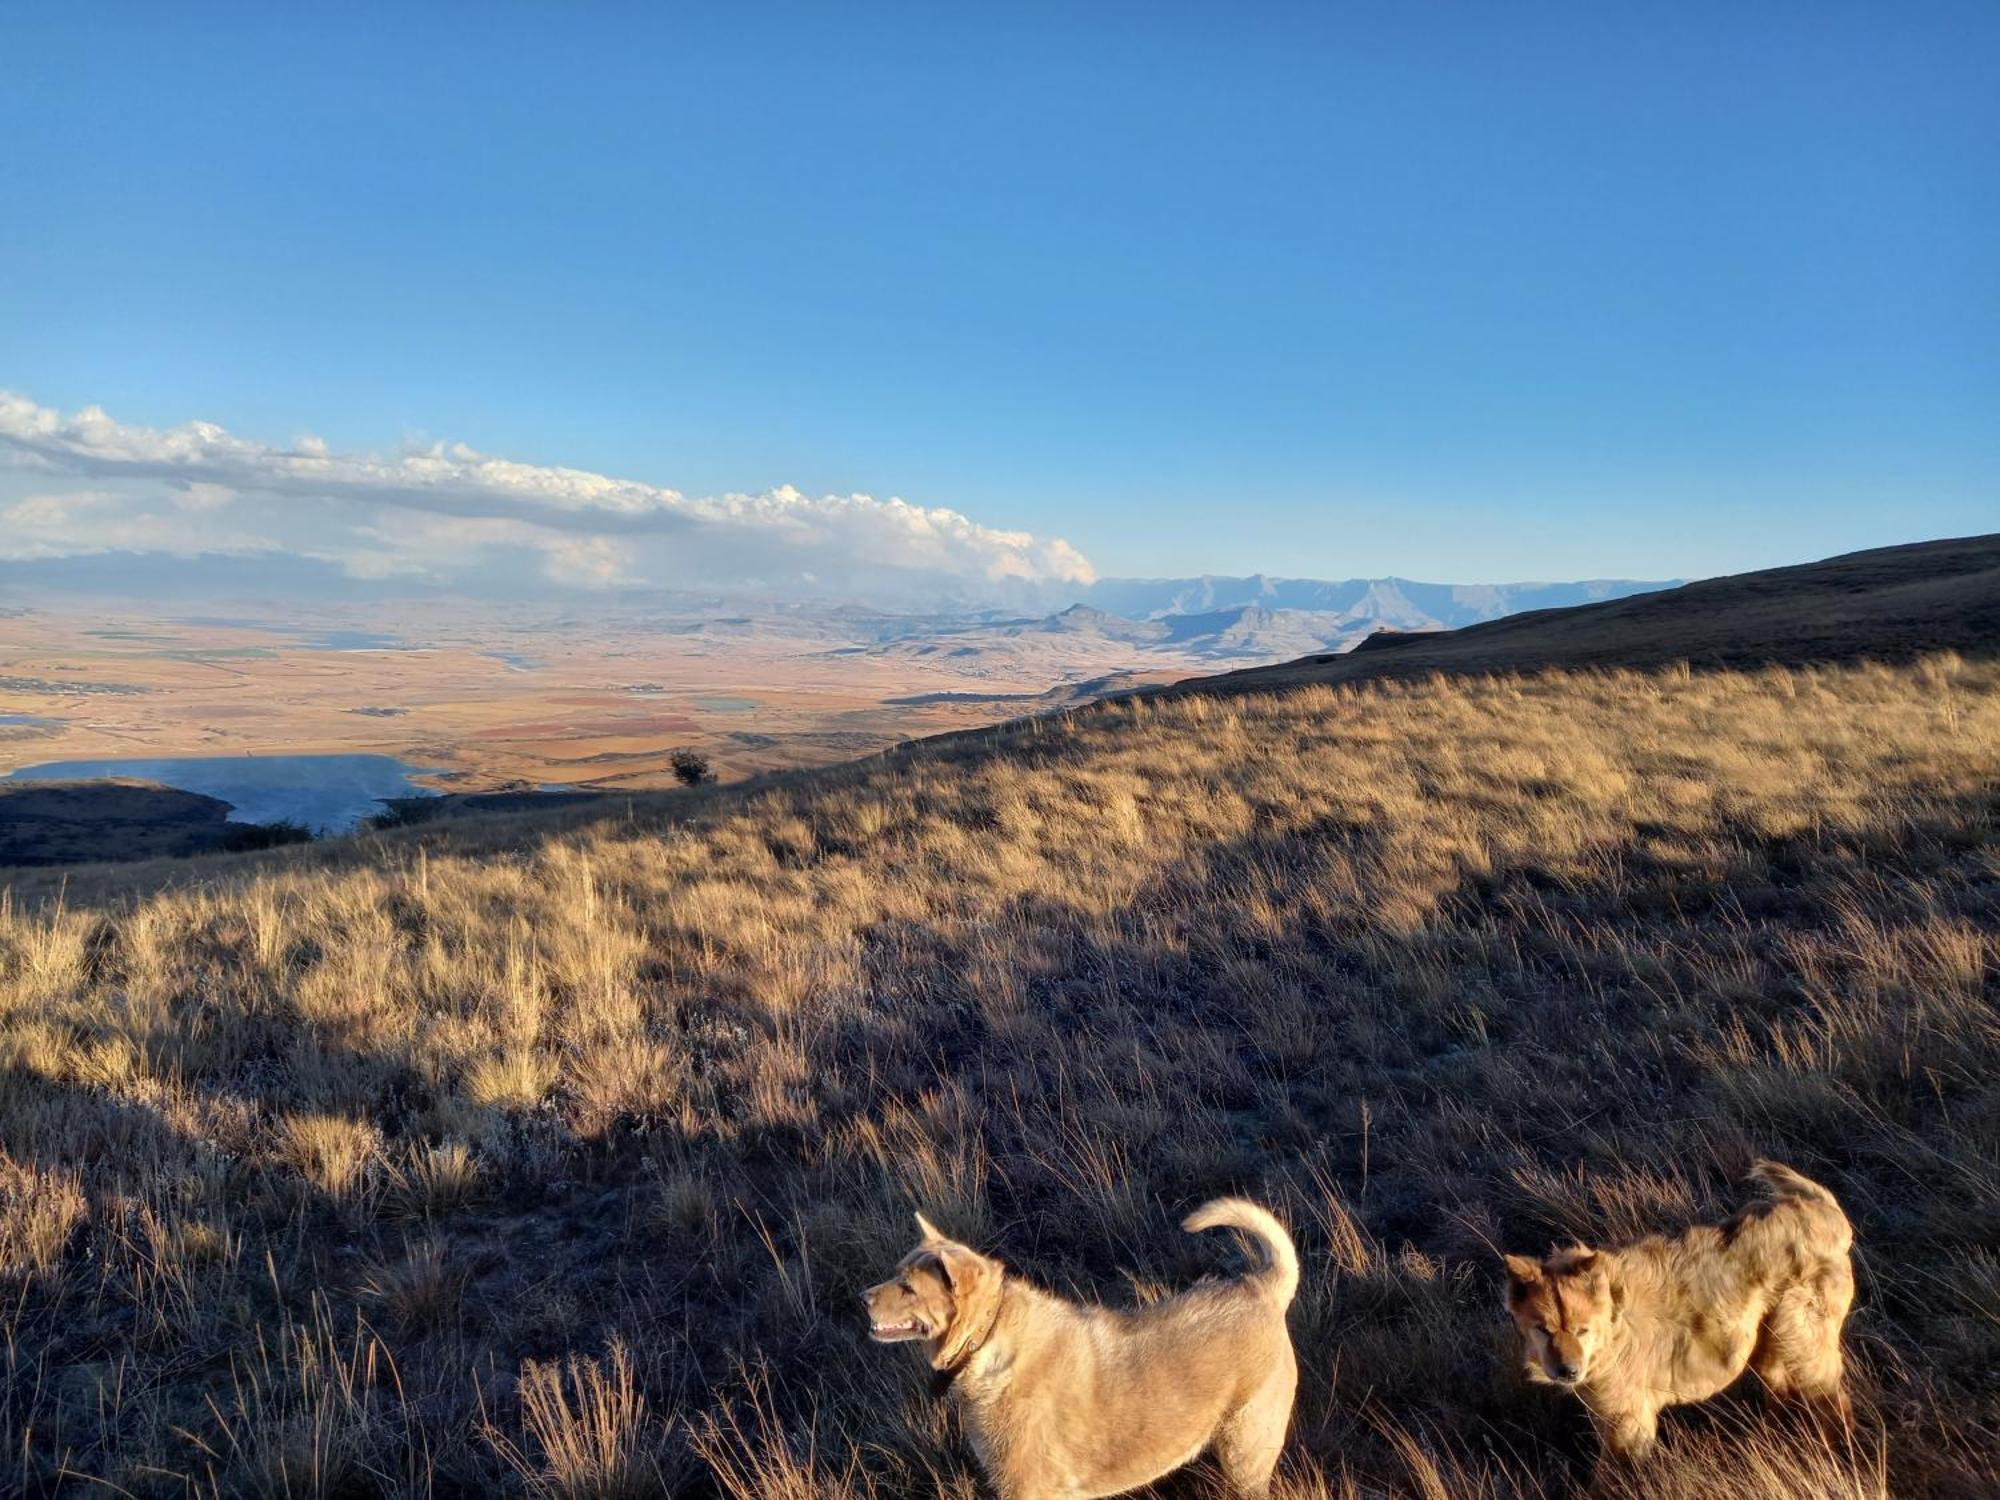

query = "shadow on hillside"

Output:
[[0, 780, 252, 867]]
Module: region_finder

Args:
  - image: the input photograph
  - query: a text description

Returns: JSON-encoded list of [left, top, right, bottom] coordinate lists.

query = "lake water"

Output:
[[1, 753, 441, 833], [305, 630, 410, 651], [175, 618, 413, 651]]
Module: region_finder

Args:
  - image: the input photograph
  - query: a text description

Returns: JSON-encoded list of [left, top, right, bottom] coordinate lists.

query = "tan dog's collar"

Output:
[[932, 1270, 1006, 1394]]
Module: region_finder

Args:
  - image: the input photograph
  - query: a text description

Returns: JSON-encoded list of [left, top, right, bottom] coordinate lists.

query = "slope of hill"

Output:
[[0, 542, 1995, 1499], [1182, 532, 2000, 695]]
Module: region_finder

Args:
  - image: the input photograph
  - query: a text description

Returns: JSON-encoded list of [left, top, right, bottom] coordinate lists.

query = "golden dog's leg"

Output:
[[1596, 1403, 1660, 1464], [1750, 1322, 1796, 1400], [1764, 1277, 1852, 1433]]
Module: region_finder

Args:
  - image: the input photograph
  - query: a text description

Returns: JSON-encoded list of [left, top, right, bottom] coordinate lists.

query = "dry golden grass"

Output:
[[1, 653, 1996, 1497]]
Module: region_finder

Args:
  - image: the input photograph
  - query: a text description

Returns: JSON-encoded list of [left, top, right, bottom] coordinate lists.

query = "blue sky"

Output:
[[2, 2, 1994, 594]]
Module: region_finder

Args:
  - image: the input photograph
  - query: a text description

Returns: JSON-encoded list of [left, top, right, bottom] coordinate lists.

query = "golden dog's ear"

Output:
[[1502, 1254, 1543, 1301], [1565, 1249, 1611, 1292]]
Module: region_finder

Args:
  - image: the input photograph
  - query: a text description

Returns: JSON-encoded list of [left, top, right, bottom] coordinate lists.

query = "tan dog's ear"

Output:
[[929, 1238, 992, 1289], [927, 1242, 1003, 1370], [914, 1211, 947, 1244], [1502, 1254, 1543, 1302]]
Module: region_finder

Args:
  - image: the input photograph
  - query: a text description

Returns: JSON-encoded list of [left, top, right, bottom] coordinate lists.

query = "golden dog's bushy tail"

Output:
[[1183, 1197, 1299, 1307], [1748, 1160, 1841, 1208], [1746, 1160, 1853, 1249]]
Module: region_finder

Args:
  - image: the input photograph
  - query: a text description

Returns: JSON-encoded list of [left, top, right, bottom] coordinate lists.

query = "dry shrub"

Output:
[[188, 1298, 413, 1500], [0, 1154, 87, 1276], [358, 1237, 466, 1333], [692, 1366, 886, 1500], [386, 1139, 485, 1219], [648, 1161, 720, 1245], [1588, 1414, 1894, 1500], [495, 1340, 670, 1500], [277, 1112, 381, 1203], [569, 1039, 679, 1135], [466, 1048, 560, 1112]]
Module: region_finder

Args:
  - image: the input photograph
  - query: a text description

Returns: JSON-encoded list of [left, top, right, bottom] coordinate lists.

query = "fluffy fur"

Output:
[[1502, 1160, 1855, 1464], [863, 1198, 1299, 1500]]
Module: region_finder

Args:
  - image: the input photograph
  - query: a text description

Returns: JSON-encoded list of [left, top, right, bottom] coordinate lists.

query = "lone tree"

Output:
[[669, 748, 712, 787]]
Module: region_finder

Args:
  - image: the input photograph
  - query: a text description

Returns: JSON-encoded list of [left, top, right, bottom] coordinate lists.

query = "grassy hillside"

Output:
[[2, 645, 1996, 1494], [1181, 533, 2000, 696]]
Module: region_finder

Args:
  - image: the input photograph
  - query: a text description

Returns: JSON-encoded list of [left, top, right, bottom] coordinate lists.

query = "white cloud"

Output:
[[4, 490, 118, 528], [0, 391, 1095, 599], [0, 485, 281, 562], [173, 481, 236, 511]]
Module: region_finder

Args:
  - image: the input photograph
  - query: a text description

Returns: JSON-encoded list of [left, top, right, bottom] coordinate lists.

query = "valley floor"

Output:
[[0, 601, 1195, 802]]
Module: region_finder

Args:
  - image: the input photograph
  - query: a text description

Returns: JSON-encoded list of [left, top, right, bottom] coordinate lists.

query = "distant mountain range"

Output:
[[1078, 574, 1677, 629], [844, 575, 1678, 671], [0, 549, 1677, 672]]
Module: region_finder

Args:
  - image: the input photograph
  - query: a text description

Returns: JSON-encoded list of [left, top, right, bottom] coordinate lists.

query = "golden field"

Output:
[[1, 650, 1996, 1497], [0, 602, 1190, 795]]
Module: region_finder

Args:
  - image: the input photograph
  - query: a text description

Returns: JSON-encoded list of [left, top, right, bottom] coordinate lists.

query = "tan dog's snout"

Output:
[[861, 1255, 954, 1344]]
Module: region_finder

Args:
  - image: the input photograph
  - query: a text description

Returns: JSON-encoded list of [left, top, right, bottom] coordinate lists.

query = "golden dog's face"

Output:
[[1504, 1249, 1613, 1386], [863, 1213, 1003, 1369]]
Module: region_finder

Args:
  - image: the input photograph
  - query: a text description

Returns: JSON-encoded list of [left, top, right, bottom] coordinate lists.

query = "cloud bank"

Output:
[[0, 392, 1094, 602]]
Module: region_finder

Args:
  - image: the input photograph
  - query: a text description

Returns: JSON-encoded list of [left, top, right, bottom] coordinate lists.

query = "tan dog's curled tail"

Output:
[[1182, 1197, 1300, 1307]]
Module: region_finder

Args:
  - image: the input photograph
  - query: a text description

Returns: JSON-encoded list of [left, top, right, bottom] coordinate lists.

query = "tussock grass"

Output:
[[494, 1340, 677, 1500], [1, 655, 1996, 1496]]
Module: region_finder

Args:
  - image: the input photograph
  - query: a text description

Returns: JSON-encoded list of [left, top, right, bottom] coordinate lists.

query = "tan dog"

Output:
[[1502, 1160, 1855, 1464], [863, 1198, 1299, 1500]]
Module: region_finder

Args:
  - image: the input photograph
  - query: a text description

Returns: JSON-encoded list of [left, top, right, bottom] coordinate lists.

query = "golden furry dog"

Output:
[[863, 1199, 1299, 1500], [1502, 1160, 1855, 1464]]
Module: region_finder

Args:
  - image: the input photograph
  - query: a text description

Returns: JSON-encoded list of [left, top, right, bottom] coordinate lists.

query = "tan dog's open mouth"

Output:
[[869, 1318, 929, 1342]]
